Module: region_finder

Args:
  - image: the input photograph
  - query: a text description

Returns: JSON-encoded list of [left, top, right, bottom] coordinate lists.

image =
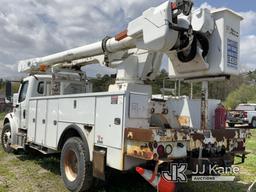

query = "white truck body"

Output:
[[28, 91, 150, 170], [167, 97, 221, 129], [11, 74, 153, 171], [1, 1, 247, 191]]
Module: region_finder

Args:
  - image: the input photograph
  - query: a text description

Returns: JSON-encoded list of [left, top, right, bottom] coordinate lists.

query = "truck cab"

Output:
[[3, 71, 92, 150], [15, 76, 50, 130], [2, 75, 51, 152]]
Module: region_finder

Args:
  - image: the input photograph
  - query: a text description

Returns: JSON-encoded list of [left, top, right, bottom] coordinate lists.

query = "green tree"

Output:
[[151, 69, 169, 94], [247, 70, 256, 81], [90, 74, 115, 92], [0, 78, 3, 89], [225, 84, 256, 109], [208, 75, 244, 100]]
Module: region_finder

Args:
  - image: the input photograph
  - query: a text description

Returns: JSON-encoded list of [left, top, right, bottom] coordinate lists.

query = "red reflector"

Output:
[[111, 96, 118, 104], [171, 2, 177, 10], [243, 112, 248, 118], [157, 145, 165, 158]]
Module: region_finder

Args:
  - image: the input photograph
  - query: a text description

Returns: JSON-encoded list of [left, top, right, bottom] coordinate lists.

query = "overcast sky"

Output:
[[0, 0, 255, 78]]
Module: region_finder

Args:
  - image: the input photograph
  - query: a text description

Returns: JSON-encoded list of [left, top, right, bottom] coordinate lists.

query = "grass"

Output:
[[178, 129, 256, 192], [0, 149, 154, 192], [0, 113, 5, 121], [0, 114, 255, 192], [0, 115, 68, 192], [0, 152, 67, 192], [179, 129, 256, 192], [235, 130, 256, 183]]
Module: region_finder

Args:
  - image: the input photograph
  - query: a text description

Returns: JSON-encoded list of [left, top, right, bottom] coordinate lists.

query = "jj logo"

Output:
[[162, 163, 188, 183]]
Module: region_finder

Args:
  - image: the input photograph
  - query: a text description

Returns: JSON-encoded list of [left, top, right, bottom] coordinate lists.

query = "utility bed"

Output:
[[27, 91, 152, 169]]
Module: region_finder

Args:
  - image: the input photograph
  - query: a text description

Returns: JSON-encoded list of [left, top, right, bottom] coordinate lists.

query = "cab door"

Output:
[[15, 81, 29, 129]]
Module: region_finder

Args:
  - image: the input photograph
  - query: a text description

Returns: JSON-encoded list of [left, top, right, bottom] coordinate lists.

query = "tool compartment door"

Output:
[[58, 97, 95, 125], [27, 100, 37, 142], [35, 100, 47, 145], [45, 99, 59, 148], [95, 95, 124, 149]]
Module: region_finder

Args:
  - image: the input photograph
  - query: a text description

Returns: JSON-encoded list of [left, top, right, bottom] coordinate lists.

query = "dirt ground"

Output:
[[0, 118, 255, 192]]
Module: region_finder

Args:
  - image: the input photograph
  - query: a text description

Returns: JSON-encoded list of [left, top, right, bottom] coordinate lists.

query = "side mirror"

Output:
[[5, 81, 13, 104]]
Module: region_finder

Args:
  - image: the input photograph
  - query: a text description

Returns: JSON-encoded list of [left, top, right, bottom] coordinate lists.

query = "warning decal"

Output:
[[227, 39, 238, 69]]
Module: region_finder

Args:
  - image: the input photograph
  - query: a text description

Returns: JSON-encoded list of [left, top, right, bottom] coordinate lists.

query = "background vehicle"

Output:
[[227, 104, 256, 128], [1, 0, 246, 191]]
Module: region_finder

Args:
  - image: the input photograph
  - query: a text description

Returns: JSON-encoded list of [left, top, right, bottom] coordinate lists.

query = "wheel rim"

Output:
[[3, 128, 11, 149], [64, 149, 78, 182]]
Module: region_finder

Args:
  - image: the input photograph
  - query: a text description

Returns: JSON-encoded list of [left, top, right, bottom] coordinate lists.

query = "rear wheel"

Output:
[[1, 123, 13, 153], [60, 137, 93, 192], [228, 123, 235, 128], [251, 118, 256, 128]]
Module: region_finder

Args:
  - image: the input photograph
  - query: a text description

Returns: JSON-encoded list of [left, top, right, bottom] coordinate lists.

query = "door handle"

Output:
[[74, 100, 77, 109], [42, 119, 46, 124], [23, 110, 26, 119]]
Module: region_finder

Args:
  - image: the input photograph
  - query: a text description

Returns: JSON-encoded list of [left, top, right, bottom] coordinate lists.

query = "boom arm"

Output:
[[18, 0, 242, 85], [18, 0, 194, 74]]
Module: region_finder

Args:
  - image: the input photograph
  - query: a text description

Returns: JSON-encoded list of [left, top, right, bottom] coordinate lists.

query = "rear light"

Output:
[[243, 112, 248, 118], [157, 145, 165, 158], [165, 145, 173, 155], [170, 2, 177, 10]]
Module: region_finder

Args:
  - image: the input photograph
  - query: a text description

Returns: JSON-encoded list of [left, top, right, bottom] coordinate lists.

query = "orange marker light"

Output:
[[115, 29, 128, 41], [39, 64, 47, 72]]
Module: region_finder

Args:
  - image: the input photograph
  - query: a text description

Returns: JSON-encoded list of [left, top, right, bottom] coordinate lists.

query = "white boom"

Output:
[[18, 0, 242, 82], [19, 37, 135, 72], [18, 0, 192, 73]]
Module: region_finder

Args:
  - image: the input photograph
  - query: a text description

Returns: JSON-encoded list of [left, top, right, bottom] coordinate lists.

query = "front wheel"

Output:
[[60, 137, 93, 192], [250, 118, 256, 128], [1, 123, 13, 153]]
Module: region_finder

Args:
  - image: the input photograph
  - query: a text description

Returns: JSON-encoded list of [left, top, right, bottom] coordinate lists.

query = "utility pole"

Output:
[[201, 81, 208, 130]]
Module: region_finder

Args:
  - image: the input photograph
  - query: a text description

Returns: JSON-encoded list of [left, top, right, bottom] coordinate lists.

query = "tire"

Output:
[[250, 118, 256, 128], [1, 123, 13, 153], [60, 137, 93, 192], [228, 123, 235, 128]]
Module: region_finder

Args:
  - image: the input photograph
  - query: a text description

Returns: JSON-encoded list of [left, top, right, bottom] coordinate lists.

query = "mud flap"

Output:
[[93, 149, 106, 181]]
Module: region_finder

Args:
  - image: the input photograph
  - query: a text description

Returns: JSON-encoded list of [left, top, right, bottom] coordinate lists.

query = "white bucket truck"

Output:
[[1, 1, 246, 191]]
